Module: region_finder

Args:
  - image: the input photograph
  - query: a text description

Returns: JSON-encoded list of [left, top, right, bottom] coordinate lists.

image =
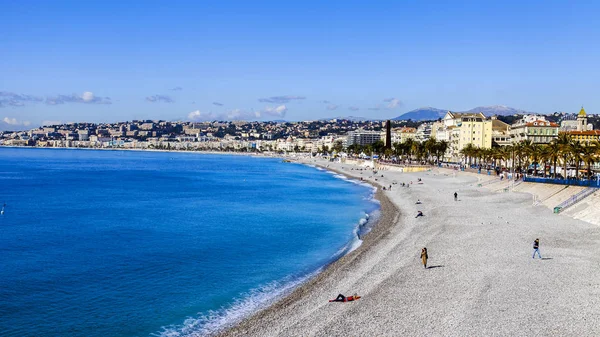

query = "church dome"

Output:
[[579, 107, 587, 116]]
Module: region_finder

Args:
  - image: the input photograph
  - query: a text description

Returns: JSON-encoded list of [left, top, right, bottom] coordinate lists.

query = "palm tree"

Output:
[[581, 143, 598, 180], [332, 140, 344, 153], [403, 138, 416, 161], [371, 140, 385, 156], [555, 133, 572, 179], [501, 145, 514, 172], [423, 137, 437, 163], [435, 140, 449, 163], [569, 140, 585, 179], [460, 143, 476, 166], [526, 143, 542, 176], [392, 142, 403, 158], [520, 139, 534, 173], [546, 140, 561, 178], [491, 146, 504, 169], [513, 141, 526, 173], [538, 144, 551, 177]]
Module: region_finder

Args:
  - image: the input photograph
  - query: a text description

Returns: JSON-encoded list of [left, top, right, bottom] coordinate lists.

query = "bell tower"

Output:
[[577, 106, 587, 131]]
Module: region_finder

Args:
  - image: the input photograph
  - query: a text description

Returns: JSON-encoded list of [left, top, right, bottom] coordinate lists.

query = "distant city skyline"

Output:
[[2, 1, 600, 127]]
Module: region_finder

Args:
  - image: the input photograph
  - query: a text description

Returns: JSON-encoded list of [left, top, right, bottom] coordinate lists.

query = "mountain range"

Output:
[[393, 105, 537, 121]]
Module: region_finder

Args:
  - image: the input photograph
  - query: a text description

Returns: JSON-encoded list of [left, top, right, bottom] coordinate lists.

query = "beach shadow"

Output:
[[541, 258, 553, 260], [427, 265, 444, 269]]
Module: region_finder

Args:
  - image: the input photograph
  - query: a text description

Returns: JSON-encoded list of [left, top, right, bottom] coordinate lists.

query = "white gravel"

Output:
[[219, 160, 600, 337]]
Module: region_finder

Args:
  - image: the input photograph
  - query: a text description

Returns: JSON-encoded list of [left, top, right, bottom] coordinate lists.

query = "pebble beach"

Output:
[[219, 158, 600, 336]]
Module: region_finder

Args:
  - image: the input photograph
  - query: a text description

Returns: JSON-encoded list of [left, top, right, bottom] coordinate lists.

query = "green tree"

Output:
[[569, 140, 585, 179], [581, 143, 599, 180], [371, 140, 385, 155], [435, 140, 449, 163], [546, 140, 561, 178], [332, 140, 344, 153], [556, 133, 572, 178]]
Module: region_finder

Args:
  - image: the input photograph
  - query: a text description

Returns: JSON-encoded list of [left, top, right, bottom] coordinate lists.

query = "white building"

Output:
[[346, 129, 381, 147]]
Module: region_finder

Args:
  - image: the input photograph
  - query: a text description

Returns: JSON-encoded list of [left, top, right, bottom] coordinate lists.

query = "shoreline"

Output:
[[216, 159, 600, 336], [0, 145, 307, 159], [6, 147, 600, 335], [5, 147, 393, 335], [216, 160, 401, 336]]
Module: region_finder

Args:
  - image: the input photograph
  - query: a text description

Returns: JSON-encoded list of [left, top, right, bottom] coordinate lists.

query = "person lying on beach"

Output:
[[329, 293, 361, 302], [415, 211, 424, 218], [416, 199, 422, 204]]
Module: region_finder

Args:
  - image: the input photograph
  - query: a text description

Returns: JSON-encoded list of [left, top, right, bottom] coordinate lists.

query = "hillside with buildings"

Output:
[[1, 108, 598, 168]]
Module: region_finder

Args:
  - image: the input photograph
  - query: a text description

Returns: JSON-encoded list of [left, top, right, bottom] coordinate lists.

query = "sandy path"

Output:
[[219, 159, 600, 337]]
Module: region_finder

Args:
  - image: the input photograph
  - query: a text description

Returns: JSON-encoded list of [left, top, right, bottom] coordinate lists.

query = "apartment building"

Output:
[[510, 115, 559, 144]]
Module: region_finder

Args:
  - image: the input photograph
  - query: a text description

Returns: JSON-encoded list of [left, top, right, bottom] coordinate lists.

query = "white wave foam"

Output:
[[156, 164, 382, 337], [153, 270, 320, 337]]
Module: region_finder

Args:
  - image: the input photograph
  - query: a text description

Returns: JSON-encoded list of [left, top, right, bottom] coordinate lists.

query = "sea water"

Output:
[[0, 148, 379, 337]]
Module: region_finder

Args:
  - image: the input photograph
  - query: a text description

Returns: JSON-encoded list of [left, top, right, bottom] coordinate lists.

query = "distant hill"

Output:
[[393, 105, 539, 121], [392, 107, 448, 121]]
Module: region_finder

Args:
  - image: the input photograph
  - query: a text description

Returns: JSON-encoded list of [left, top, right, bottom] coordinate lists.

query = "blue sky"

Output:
[[2, 0, 600, 126]]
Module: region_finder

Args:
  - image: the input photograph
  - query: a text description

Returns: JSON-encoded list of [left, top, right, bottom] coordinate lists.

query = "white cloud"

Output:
[[188, 110, 218, 121], [261, 105, 287, 117], [384, 97, 402, 109], [2, 117, 31, 126], [188, 105, 287, 121], [82, 91, 95, 102], [326, 104, 339, 111], [46, 92, 111, 105], [3, 117, 18, 125]]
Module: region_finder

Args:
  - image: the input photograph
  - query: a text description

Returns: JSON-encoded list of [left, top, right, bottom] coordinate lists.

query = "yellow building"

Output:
[[566, 107, 600, 143], [389, 127, 416, 145], [442, 111, 492, 161]]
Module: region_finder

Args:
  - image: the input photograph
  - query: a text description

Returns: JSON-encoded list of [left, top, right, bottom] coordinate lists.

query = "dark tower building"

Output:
[[385, 120, 392, 149]]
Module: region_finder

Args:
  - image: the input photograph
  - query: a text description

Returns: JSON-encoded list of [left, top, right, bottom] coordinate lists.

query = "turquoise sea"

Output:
[[0, 148, 379, 336]]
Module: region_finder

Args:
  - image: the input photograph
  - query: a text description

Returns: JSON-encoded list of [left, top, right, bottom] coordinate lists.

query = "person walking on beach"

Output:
[[421, 248, 428, 268], [532, 238, 542, 259], [454, 192, 458, 201]]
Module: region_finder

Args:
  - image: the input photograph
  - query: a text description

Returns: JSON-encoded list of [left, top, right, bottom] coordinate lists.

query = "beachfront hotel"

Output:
[[509, 115, 559, 144], [436, 111, 493, 162]]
